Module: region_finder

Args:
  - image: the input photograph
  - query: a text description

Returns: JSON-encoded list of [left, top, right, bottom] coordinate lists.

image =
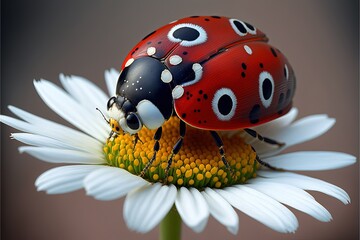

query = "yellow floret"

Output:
[[104, 116, 258, 188]]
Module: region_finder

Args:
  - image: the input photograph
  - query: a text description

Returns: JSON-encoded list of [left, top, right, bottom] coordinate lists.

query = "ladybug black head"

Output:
[[107, 57, 174, 135]]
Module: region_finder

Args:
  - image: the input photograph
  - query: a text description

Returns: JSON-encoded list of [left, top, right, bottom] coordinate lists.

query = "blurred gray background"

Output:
[[1, 0, 359, 239]]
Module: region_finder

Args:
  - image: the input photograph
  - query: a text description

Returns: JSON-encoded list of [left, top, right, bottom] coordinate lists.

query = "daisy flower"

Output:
[[0, 69, 356, 239]]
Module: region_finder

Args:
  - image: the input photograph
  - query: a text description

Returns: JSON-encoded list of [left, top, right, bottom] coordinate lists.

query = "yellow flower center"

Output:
[[103, 117, 258, 189]]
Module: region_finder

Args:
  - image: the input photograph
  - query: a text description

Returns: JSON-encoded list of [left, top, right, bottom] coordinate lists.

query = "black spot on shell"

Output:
[[182, 113, 187, 119], [173, 27, 200, 41], [262, 78, 273, 100], [203, 94, 208, 100], [147, 41, 152, 45], [157, 41, 162, 44], [244, 22, 255, 31], [259, 63, 264, 68], [205, 18, 210, 21], [233, 20, 247, 34], [241, 63, 247, 70], [182, 51, 188, 55], [241, 72, 246, 78], [190, 16, 199, 18], [197, 98, 201, 102], [218, 94, 233, 116], [270, 48, 278, 57], [199, 90, 203, 94], [211, 16, 221, 19], [142, 31, 156, 40], [116, 127, 120, 131], [249, 104, 260, 124], [131, 47, 139, 56]]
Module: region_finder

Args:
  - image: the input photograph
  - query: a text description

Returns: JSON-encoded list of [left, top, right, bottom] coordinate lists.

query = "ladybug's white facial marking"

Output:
[[244, 45, 253, 55], [147, 47, 156, 56], [136, 100, 165, 130], [229, 19, 257, 37], [182, 63, 203, 87], [107, 104, 124, 122], [258, 71, 275, 108], [167, 23, 207, 47], [212, 88, 237, 121], [172, 85, 185, 99]]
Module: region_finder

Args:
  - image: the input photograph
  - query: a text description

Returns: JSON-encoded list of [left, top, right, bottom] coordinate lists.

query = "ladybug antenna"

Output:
[[96, 108, 110, 124]]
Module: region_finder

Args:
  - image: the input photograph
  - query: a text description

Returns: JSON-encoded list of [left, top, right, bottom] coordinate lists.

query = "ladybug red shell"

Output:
[[109, 16, 295, 134]]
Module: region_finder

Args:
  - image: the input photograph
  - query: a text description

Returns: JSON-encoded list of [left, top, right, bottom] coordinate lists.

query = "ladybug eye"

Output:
[[259, 71, 275, 108], [126, 113, 142, 131], [229, 19, 257, 36], [212, 88, 237, 121], [168, 23, 207, 47]]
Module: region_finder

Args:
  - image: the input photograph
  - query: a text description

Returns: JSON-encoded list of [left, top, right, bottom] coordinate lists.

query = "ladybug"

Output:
[[107, 16, 296, 175]]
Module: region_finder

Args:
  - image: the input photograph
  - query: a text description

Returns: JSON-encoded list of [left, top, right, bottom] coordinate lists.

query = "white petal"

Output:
[[264, 151, 356, 171], [247, 179, 332, 222], [18, 146, 105, 164], [59, 74, 110, 116], [84, 167, 148, 201], [33, 80, 108, 141], [124, 183, 177, 233], [4, 106, 102, 155], [258, 171, 350, 204], [175, 187, 209, 233], [105, 68, 119, 97], [202, 188, 239, 235], [252, 108, 299, 136], [217, 186, 298, 233], [11, 133, 76, 149], [35, 165, 103, 194], [261, 115, 335, 158]]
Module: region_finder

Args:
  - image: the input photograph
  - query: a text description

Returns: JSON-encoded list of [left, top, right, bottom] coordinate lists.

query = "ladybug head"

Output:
[[107, 57, 174, 135]]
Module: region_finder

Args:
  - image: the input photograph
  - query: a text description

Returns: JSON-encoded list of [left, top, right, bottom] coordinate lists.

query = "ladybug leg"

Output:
[[210, 131, 234, 174], [139, 127, 162, 178], [108, 130, 118, 140], [132, 133, 143, 151], [251, 146, 284, 171], [165, 120, 186, 177], [244, 128, 285, 147]]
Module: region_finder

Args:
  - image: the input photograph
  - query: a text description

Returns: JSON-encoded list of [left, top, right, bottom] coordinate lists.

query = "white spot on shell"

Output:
[[161, 69, 173, 83], [147, 47, 156, 56], [169, 55, 182, 65], [125, 58, 134, 67], [212, 88, 237, 121], [244, 45, 252, 55], [172, 85, 184, 99], [259, 71, 275, 108], [182, 63, 203, 87], [167, 23, 207, 47]]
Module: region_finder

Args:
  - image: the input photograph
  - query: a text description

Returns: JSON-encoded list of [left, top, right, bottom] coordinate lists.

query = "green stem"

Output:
[[159, 206, 181, 240]]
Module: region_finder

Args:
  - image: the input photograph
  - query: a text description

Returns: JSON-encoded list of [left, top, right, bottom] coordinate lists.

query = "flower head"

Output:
[[0, 69, 356, 235]]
